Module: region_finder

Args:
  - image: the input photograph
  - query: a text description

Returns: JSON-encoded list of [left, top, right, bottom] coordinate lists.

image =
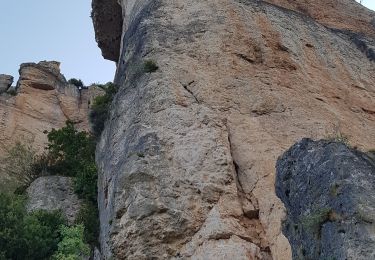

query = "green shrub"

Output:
[[68, 78, 84, 88], [0, 193, 66, 260], [45, 121, 96, 177], [2, 142, 39, 186], [89, 82, 118, 137], [43, 121, 100, 248], [75, 202, 99, 246], [52, 225, 90, 260], [143, 60, 159, 73]]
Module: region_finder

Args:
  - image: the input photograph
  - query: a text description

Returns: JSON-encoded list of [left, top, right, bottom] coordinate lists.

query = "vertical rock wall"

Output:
[[93, 0, 375, 259]]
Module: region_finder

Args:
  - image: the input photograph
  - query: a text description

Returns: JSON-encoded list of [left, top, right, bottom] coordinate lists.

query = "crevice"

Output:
[[181, 81, 200, 104], [235, 53, 256, 64]]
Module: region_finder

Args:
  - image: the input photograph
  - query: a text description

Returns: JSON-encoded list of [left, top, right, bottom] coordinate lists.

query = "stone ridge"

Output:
[[94, 0, 375, 259], [91, 0, 123, 62], [276, 138, 375, 260]]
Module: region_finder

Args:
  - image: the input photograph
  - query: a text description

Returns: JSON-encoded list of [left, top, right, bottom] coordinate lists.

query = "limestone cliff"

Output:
[[0, 61, 102, 190], [93, 0, 375, 259]]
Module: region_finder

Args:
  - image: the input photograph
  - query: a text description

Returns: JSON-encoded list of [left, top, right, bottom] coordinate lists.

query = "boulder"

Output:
[[26, 176, 83, 224], [276, 139, 375, 260]]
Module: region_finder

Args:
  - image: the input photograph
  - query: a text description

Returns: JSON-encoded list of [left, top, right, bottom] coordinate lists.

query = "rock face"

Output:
[[0, 61, 96, 156], [91, 0, 123, 62], [0, 74, 13, 94], [276, 139, 375, 260], [92, 0, 375, 259], [0, 61, 102, 191], [26, 176, 83, 224]]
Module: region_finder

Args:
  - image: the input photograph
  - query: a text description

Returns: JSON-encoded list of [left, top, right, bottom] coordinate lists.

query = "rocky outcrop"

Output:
[[0, 74, 13, 94], [0, 61, 97, 155], [276, 139, 375, 260], [91, 0, 123, 62], [17, 61, 67, 91], [26, 176, 83, 224], [0, 61, 103, 191], [93, 0, 375, 259]]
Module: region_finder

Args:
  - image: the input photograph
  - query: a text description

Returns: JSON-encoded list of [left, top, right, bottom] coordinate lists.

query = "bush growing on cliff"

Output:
[[90, 82, 118, 137], [0, 192, 66, 259], [75, 202, 99, 246], [143, 60, 159, 73], [68, 78, 84, 88], [45, 121, 97, 202], [43, 121, 99, 247]]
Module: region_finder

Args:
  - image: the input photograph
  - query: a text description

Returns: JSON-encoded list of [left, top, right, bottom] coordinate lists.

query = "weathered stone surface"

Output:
[[276, 138, 375, 260], [0, 61, 102, 192], [92, 0, 123, 62], [94, 0, 375, 259], [17, 61, 67, 91], [0, 74, 13, 94], [264, 0, 375, 37], [26, 176, 83, 223]]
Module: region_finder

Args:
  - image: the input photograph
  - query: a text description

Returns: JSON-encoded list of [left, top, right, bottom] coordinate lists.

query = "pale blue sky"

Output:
[[0, 1, 374, 85], [0, 0, 115, 85]]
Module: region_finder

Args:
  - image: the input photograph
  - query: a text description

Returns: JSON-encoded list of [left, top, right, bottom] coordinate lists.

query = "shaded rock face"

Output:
[[0, 74, 13, 94], [276, 139, 375, 260], [93, 0, 375, 259], [26, 176, 83, 224], [91, 0, 123, 62]]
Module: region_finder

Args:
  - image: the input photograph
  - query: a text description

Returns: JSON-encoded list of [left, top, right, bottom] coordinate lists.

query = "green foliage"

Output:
[[75, 202, 99, 246], [45, 121, 97, 202], [89, 82, 118, 137], [68, 78, 84, 88], [143, 60, 159, 73], [44, 121, 99, 248], [52, 225, 90, 260], [0, 193, 66, 260], [2, 142, 40, 186], [301, 208, 331, 235]]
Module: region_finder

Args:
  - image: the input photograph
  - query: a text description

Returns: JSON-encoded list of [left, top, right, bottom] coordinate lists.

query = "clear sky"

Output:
[[0, 0, 115, 85], [0, 1, 374, 86]]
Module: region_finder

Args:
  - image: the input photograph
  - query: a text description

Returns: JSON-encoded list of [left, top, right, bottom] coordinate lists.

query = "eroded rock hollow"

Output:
[[92, 0, 375, 259]]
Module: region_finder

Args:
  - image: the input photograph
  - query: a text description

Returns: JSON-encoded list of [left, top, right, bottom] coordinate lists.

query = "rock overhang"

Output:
[[92, 0, 123, 62]]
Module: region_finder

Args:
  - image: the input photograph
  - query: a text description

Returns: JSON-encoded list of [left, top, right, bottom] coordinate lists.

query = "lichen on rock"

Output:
[[276, 139, 375, 260]]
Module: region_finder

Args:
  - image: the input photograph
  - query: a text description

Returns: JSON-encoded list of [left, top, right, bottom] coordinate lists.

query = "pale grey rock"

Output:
[[0, 74, 13, 94], [26, 176, 83, 224], [92, 0, 375, 259]]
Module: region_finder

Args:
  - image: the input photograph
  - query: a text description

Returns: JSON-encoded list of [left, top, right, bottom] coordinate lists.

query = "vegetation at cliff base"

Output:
[[0, 193, 66, 260], [44, 121, 99, 245], [90, 82, 118, 137], [52, 225, 90, 260], [45, 121, 97, 202]]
